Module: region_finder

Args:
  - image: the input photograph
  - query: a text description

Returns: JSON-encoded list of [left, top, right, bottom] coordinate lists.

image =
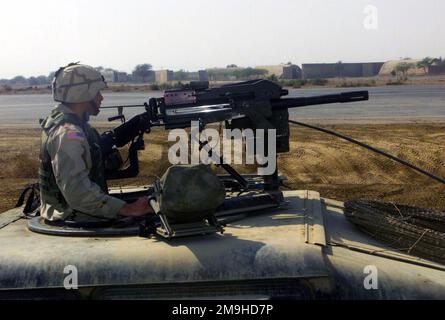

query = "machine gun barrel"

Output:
[[271, 90, 369, 109]]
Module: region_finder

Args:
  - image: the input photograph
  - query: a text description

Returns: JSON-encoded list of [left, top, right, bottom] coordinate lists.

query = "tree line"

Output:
[[0, 64, 157, 87], [393, 57, 445, 81], [0, 73, 55, 86]]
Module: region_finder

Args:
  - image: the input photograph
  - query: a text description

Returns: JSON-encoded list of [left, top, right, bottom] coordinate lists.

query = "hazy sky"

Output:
[[1, 0, 444, 78]]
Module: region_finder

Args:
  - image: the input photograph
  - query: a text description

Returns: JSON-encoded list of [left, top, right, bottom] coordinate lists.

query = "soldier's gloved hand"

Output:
[[119, 198, 154, 217]]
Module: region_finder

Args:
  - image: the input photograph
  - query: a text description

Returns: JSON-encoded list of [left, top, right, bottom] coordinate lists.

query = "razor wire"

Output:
[[344, 199, 445, 264]]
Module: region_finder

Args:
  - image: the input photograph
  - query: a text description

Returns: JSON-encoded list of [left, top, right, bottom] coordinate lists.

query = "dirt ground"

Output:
[[0, 122, 444, 213]]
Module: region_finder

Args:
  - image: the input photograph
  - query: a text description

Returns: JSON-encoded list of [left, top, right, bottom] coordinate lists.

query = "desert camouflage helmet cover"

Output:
[[52, 63, 107, 103]]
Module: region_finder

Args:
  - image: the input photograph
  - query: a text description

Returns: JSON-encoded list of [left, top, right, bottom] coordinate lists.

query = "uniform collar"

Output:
[[54, 104, 90, 123]]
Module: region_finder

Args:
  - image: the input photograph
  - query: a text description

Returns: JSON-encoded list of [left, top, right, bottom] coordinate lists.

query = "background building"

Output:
[[256, 64, 302, 79], [101, 70, 116, 83], [132, 70, 155, 83], [206, 67, 242, 81], [198, 70, 208, 81], [115, 72, 130, 82], [302, 62, 384, 79], [429, 64, 445, 75], [155, 70, 174, 83]]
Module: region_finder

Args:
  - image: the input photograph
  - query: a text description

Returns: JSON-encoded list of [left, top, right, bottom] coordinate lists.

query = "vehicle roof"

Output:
[[0, 191, 328, 290], [1, 190, 444, 299]]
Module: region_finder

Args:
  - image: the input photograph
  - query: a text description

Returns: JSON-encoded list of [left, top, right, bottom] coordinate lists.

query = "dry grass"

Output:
[[0, 123, 444, 213]]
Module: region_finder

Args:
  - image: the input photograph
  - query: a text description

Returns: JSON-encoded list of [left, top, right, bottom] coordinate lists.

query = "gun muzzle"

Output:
[[339, 91, 369, 102]]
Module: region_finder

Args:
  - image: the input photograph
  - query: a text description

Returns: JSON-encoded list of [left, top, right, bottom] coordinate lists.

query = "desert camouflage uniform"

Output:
[[39, 104, 126, 221]]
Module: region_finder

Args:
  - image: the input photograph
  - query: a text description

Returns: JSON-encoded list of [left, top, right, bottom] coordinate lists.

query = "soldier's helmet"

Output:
[[52, 63, 107, 103]]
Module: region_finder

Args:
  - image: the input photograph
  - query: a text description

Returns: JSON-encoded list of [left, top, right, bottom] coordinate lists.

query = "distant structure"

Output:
[[256, 64, 302, 80], [206, 67, 242, 81], [302, 62, 384, 79], [378, 59, 425, 76], [101, 70, 116, 83], [198, 70, 209, 81], [429, 63, 445, 75], [102, 70, 131, 83], [155, 70, 174, 83], [132, 70, 155, 83], [114, 72, 130, 82]]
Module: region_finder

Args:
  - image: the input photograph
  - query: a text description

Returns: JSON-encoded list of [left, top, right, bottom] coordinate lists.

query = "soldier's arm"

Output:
[[47, 126, 126, 219]]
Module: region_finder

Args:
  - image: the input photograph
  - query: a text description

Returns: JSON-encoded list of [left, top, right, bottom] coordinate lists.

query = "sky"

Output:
[[1, 0, 444, 78]]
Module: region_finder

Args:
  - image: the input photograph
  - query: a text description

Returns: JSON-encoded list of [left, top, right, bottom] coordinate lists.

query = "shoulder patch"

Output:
[[66, 130, 85, 142]]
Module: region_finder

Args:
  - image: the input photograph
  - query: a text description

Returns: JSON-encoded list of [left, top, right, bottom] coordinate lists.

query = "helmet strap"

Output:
[[88, 100, 100, 117], [82, 111, 90, 122]]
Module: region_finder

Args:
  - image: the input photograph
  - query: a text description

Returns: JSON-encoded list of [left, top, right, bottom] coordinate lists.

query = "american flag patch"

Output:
[[66, 131, 84, 141]]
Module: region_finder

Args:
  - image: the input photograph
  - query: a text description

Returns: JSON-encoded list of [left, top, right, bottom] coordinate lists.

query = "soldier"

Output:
[[39, 63, 153, 222]]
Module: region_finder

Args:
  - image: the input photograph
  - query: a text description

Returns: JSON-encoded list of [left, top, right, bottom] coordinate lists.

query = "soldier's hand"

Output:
[[119, 198, 154, 217]]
